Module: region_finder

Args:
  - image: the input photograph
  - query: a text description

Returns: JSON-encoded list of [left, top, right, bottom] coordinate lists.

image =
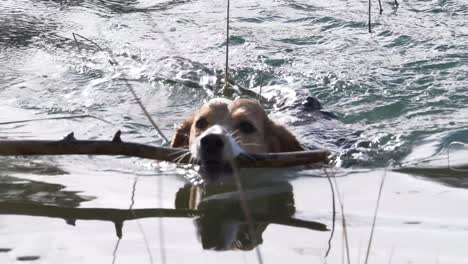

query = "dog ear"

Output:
[[267, 121, 303, 152], [171, 116, 194, 148]]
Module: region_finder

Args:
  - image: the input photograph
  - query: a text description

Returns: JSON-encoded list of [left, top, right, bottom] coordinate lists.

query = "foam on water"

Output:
[[1, 0, 468, 263]]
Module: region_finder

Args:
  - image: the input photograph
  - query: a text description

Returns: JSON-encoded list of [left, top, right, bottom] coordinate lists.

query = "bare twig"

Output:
[[364, 169, 387, 264], [111, 238, 122, 264], [123, 78, 170, 144], [0, 133, 329, 167], [113, 175, 154, 264], [258, 73, 264, 103], [324, 168, 337, 258], [72, 33, 169, 144], [157, 169, 167, 264], [368, 0, 372, 33], [73, 33, 105, 52], [130, 176, 155, 264], [331, 173, 351, 264], [228, 80, 271, 105], [72, 33, 81, 50], [223, 0, 231, 96]]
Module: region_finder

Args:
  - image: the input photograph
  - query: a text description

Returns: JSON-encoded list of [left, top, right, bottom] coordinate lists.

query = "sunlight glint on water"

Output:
[[1, 0, 468, 263]]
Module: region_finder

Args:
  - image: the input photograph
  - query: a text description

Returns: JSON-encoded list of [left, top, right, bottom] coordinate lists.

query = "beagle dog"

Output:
[[171, 98, 303, 181]]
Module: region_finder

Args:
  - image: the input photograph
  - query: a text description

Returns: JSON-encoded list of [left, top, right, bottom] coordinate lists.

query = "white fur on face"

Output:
[[190, 124, 245, 162]]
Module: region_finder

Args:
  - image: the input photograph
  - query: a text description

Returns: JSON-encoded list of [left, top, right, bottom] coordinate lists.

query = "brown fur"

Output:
[[171, 98, 303, 153], [266, 121, 303, 152], [171, 115, 194, 148]]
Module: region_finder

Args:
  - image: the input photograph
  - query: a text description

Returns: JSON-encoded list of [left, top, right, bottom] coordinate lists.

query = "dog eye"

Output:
[[238, 121, 256, 134], [195, 118, 208, 130]]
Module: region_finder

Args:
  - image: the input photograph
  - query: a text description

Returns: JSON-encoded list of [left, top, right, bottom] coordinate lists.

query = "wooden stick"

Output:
[[0, 132, 329, 167]]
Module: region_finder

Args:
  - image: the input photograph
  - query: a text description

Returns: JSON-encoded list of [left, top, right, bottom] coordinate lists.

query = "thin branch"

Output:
[[123, 78, 171, 144], [378, 0, 383, 14], [0, 132, 329, 168], [72, 33, 81, 50], [111, 238, 122, 264], [157, 165, 167, 264], [368, 0, 372, 33], [331, 172, 351, 264], [223, 0, 231, 96], [130, 176, 155, 264], [73, 33, 105, 51], [232, 80, 271, 105], [72, 33, 169, 144], [324, 168, 337, 258], [258, 73, 264, 104], [364, 169, 387, 264]]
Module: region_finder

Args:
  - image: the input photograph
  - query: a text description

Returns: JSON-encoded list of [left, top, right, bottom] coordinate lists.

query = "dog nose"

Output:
[[200, 134, 224, 153]]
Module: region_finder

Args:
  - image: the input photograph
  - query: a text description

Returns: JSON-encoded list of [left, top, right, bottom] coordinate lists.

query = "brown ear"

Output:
[[267, 122, 304, 153], [171, 116, 194, 148]]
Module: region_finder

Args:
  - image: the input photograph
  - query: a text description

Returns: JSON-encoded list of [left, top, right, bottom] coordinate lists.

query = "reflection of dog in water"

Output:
[[175, 180, 327, 251]]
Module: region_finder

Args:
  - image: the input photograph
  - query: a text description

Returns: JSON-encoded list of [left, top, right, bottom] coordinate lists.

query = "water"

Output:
[[1, 0, 468, 263]]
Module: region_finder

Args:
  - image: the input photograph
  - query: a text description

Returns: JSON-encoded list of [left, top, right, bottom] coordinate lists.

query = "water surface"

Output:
[[1, 0, 468, 263]]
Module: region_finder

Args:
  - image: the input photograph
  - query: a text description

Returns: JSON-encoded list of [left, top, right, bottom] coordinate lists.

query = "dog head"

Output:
[[172, 98, 303, 181]]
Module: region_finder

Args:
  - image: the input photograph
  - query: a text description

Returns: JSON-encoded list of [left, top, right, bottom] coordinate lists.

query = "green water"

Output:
[[1, 0, 468, 263]]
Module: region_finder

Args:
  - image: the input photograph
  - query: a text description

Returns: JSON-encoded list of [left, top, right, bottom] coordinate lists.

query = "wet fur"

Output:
[[171, 98, 303, 153]]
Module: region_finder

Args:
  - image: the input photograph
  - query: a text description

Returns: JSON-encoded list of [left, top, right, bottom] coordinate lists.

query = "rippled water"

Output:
[[1, 0, 468, 263]]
